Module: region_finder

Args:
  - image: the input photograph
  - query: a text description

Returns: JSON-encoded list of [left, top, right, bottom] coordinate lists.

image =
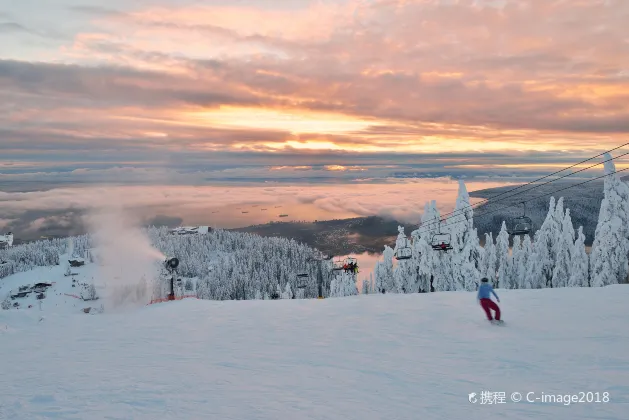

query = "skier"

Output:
[[477, 277, 502, 324]]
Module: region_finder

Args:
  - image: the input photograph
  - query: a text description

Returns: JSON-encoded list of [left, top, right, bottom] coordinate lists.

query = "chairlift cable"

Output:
[[449, 150, 629, 223], [416, 165, 629, 237], [421, 142, 629, 229]]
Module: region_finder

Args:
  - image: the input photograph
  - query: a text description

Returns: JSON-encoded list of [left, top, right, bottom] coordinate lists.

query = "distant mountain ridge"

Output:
[[233, 178, 607, 252], [469, 178, 610, 246]]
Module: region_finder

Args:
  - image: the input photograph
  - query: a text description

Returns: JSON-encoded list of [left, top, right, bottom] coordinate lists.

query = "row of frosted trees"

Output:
[[0, 234, 92, 279], [0, 226, 352, 301], [146, 227, 351, 300], [369, 152, 628, 293]]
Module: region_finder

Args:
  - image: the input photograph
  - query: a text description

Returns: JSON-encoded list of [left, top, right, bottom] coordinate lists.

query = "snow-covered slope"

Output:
[[0, 255, 105, 315], [2, 286, 628, 419]]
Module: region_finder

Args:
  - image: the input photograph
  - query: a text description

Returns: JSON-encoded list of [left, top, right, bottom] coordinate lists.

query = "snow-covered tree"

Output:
[[392, 226, 417, 293], [330, 272, 358, 297], [412, 233, 432, 293], [532, 196, 564, 287], [81, 283, 98, 301], [281, 282, 293, 299], [361, 274, 375, 294], [374, 246, 395, 293], [552, 208, 575, 288], [495, 222, 510, 288], [412, 201, 441, 293], [569, 227, 589, 287], [414, 200, 452, 291], [590, 152, 629, 286], [1, 296, 11, 310], [447, 180, 482, 291], [184, 279, 194, 291], [525, 244, 544, 289], [480, 232, 497, 281], [509, 236, 522, 289], [517, 235, 533, 289]]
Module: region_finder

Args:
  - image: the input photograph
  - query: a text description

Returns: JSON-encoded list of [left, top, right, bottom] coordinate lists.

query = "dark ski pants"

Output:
[[480, 298, 500, 321]]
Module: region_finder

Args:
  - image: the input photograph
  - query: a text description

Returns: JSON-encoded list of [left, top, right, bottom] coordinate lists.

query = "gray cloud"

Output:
[[0, 22, 30, 34], [69, 5, 127, 17], [0, 59, 262, 110]]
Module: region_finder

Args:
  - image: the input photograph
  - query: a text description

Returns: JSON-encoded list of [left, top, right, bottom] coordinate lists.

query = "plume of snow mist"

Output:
[[84, 206, 165, 311]]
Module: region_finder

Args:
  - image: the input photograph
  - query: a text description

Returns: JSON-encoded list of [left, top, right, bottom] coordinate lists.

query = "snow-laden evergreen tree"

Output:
[[362, 273, 376, 294], [525, 242, 544, 289], [81, 283, 98, 301], [533, 197, 562, 287], [184, 279, 194, 291], [480, 232, 497, 281], [509, 236, 522, 289], [446, 180, 482, 291], [590, 152, 629, 286], [569, 226, 589, 287], [412, 233, 433, 292], [392, 226, 417, 293], [374, 245, 395, 293], [415, 200, 451, 291], [552, 208, 575, 288], [330, 271, 358, 297], [517, 235, 533, 289], [495, 222, 510, 288], [1, 296, 11, 310], [281, 282, 293, 299]]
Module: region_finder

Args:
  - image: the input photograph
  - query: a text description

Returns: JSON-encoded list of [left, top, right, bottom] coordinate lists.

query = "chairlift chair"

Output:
[[395, 246, 412, 260], [509, 216, 533, 236], [395, 237, 412, 260], [430, 220, 453, 251], [332, 257, 344, 271], [343, 257, 359, 274], [508, 202, 533, 236], [431, 233, 453, 251]]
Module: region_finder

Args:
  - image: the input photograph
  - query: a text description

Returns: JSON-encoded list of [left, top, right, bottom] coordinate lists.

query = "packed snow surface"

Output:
[[2, 286, 629, 419]]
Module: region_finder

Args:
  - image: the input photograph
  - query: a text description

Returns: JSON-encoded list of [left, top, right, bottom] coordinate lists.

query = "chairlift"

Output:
[[332, 257, 344, 271], [509, 202, 533, 236], [343, 257, 359, 274], [395, 237, 412, 260], [431, 233, 452, 251], [395, 246, 412, 260], [431, 221, 452, 251]]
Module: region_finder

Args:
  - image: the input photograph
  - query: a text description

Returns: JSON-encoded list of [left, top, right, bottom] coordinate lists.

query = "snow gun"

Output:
[[164, 257, 179, 271]]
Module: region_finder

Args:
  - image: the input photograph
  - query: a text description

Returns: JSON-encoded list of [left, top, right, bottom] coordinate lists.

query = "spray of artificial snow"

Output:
[[85, 205, 165, 311]]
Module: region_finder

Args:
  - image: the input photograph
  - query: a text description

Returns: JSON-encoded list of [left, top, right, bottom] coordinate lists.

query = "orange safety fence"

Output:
[[148, 294, 197, 305]]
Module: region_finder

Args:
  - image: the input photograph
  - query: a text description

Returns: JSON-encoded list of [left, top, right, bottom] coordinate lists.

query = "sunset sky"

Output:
[[1, 0, 628, 237]]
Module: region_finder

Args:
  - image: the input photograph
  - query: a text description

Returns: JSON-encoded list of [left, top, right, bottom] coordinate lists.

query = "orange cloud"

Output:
[[2, 0, 628, 164]]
